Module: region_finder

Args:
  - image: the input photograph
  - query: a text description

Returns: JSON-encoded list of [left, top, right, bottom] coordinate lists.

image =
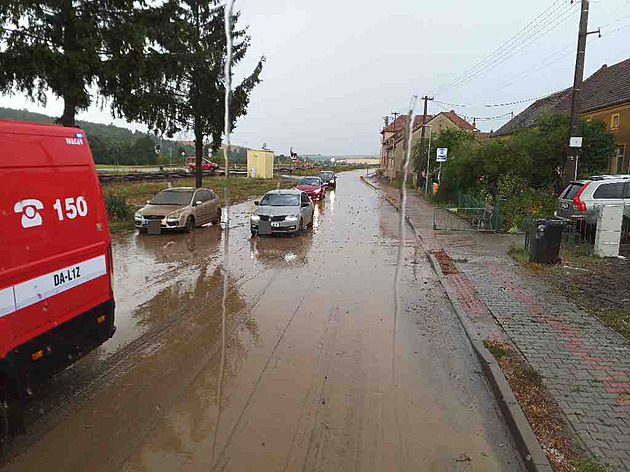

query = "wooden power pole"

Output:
[[564, 0, 590, 187], [391, 111, 401, 177], [418, 96, 433, 187]]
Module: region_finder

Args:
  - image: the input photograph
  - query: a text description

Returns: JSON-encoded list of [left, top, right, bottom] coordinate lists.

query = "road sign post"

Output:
[[436, 148, 448, 184]]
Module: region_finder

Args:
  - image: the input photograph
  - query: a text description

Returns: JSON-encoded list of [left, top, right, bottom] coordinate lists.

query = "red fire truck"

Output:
[[0, 121, 116, 443]]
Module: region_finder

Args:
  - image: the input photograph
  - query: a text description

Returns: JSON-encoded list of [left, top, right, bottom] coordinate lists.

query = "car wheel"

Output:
[[212, 207, 222, 225], [185, 216, 195, 233], [291, 219, 302, 237]]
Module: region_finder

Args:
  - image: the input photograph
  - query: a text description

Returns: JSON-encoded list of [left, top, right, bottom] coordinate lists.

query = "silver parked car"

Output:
[[134, 187, 221, 232], [556, 175, 630, 227], [250, 189, 314, 236]]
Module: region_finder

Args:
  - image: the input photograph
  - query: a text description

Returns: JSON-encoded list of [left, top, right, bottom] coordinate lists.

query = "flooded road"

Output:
[[3, 170, 523, 471]]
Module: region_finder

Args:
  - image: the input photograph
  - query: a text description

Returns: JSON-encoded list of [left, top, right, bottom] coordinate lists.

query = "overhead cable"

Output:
[[432, 0, 578, 96]]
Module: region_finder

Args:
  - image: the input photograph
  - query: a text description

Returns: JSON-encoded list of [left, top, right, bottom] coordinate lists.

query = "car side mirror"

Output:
[[254, 200, 260, 206], [195, 200, 203, 206]]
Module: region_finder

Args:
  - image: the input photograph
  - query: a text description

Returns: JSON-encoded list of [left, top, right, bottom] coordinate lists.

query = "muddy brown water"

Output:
[[2, 170, 523, 471]]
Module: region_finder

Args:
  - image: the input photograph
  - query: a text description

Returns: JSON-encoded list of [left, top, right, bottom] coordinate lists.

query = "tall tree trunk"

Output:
[[58, 96, 77, 127], [58, 0, 78, 128], [194, 116, 203, 189]]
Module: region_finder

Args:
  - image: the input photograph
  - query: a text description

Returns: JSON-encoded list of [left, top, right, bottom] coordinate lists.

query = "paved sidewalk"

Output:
[[366, 176, 630, 471]]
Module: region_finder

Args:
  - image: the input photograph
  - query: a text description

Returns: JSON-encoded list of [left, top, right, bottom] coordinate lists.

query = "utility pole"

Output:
[[381, 115, 390, 169], [564, 0, 591, 186], [418, 96, 433, 188], [391, 111, 400, 178]]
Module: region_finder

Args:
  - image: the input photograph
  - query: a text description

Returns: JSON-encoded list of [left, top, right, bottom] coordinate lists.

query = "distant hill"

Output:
[[0, 107, 138, 140], [0, 107, 193, 165]]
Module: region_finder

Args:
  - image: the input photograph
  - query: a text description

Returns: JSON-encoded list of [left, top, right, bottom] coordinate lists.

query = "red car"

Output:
[[185, 157, 219, 173], [1, 121, 116, 432], [296, 177, 325, 200]]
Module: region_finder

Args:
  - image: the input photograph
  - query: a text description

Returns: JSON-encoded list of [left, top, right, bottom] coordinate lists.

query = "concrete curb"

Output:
[[426, 253, 552, 472], [361, 175, 552, 472]]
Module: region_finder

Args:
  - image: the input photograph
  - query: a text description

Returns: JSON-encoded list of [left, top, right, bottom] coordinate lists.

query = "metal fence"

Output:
[[432, 190, 501, 233], [433, 206, 499, 232]]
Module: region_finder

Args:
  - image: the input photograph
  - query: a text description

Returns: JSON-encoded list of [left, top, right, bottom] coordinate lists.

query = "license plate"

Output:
[[561, 202, 570, 210], [271, 222, 280, 227], [147, 220, 162, 235], [258, 220, 272, 235]]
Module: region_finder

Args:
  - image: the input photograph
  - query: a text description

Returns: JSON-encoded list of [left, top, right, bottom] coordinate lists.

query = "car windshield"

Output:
[[150, 190, 193, 206], [320, 173, 333, 180], [299, 177, 321, 186], [259, 194, 300, 207]]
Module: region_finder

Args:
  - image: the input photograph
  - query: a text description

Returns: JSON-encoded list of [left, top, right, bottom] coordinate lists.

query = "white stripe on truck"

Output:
[[0, 287, 16, 318], [0, 255, 107, 318]]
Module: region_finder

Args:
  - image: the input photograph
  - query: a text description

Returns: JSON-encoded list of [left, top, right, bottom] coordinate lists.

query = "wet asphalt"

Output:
[[3, 170, 523, 471]]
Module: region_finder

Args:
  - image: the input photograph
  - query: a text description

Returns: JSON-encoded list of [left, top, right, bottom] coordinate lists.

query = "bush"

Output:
[[104, 194, 132, 220], [497, 175, 556, 232]]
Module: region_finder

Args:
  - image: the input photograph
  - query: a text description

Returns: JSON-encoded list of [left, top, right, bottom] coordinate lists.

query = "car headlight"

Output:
[[134, 211, 142, 219], [166, 214, 180, 222], [314, 188, 321, 193], [251, 215, 261, 222], [285, 215, 298, 222]]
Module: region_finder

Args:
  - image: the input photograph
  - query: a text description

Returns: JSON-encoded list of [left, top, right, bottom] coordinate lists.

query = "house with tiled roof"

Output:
[[494, 58, 630, 173], [380, 110, 476, 181]]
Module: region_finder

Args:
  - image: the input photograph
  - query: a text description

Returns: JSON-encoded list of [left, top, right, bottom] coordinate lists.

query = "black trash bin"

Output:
[[527, 218, 564, 264]]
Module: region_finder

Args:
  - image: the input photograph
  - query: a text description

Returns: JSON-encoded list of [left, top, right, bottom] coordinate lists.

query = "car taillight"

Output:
[[572, 182, 590, 212]]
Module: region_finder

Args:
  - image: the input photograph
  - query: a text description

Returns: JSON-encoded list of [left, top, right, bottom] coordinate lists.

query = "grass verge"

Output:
[[103, 176, 294, 233], [484, 339, 610, 471], [508, 246, 630, 343]]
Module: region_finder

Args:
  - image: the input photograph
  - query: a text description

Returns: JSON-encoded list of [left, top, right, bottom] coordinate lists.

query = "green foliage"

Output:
[[433, 112, 616, 230], [112, 1, 264, 187], [413, 127, 478, 183], [0, 0, 144, 126], [580, 117, 617, 177], [496, 175, 555, 232], [483, 339, 509, 359], [522, 366, 542, 386], [104, 194, 132, 221], [571, 458, 612, 471]]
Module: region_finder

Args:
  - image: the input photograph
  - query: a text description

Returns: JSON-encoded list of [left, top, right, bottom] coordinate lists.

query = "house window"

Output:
[[611, 113, 620, 130]]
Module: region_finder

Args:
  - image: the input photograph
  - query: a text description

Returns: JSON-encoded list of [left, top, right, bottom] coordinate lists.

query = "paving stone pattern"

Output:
[[366, 177, 630, 471]]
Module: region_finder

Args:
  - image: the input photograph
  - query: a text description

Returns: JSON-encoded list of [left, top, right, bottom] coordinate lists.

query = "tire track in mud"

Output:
[[280, 304, 338, 472], [211, 294, 307, 472], [2, 255, 281, 467]]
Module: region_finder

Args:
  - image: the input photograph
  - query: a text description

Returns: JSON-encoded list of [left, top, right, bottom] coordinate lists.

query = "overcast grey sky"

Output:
[[1, 0, 628, 156]]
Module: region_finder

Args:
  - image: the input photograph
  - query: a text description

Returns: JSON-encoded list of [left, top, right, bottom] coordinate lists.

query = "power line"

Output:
[[436, 4, 579, 96], [432, 0, 579, 96], [434, 102, 514, 122], [467, 18, 628, 103], [431, 0, 569, 95], [434, 93, 558, 109]]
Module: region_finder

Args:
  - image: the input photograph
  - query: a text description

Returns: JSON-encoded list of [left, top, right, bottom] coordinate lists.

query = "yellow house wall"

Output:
[[583, 104, 630, 173], [246, 149, 274, 179]]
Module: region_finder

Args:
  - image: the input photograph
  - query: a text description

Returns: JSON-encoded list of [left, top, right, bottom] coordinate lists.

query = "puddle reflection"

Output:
[[249, 232, 313, 267], [132, 225, 223, 263]]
